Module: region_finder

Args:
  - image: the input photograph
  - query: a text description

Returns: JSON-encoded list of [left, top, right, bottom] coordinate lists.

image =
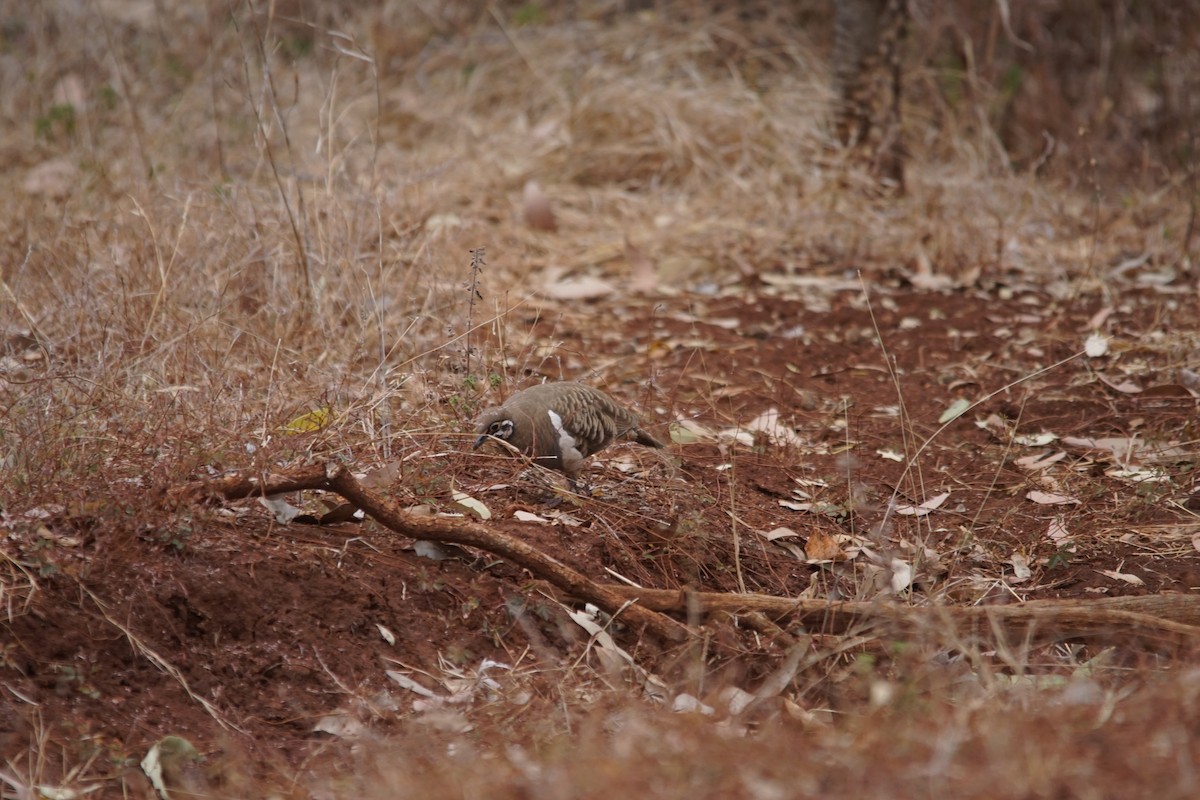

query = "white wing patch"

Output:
[[547, 409, 583, 461]]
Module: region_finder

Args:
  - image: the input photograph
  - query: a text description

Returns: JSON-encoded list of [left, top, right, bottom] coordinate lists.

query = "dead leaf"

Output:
[[760, 527, 800, 541], [670, 418, 716, 444], [721, 408, 802, 448], [1104, 466, 1167, 483], [1084, 333, 1109, 357], [450, 489, 491, 520], [1138, 384, 1194, 399], [976, 413, 1013, 438], [1045, 518, 1073, 548], [259, 495, 302, 523], [1085, 306, 1115, 330], [805, 529, 844, 561], [1096, 568, 1144, 586], [1179, 368, 1200, 394], [539, 271, 615, 301], [894, 491, 949, 517], [522, 180, 557, 232], [1096, 373, 1142, 394], [1008, 552, 1032, 583], [1014, 451, 1067, 471], [23, 159, 78, 198], [625, 235, 657, 294], [1013, 432, 1058, 446], [1061, 436, 1188, 462], [1026, 490, 1080, 505], [938, 398, 971, 424]]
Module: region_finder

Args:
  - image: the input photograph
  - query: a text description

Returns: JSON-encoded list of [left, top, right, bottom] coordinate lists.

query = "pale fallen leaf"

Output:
[[540, 272, 616, 300], [1096, 568, 1144, 586], [718, 686, 757, 716], [672, 693, 715, 715], [1026, 490, 1081, 505], [1008, 552, 1032, 583], [377, 624, 396, 646], [721, 408, 802, 448], [1086, 306, 1115, 329], [1061, 436, 1188, 462], [894, 491, 949, 517], [890, 558, 913, 592], [1014, 451, 1067, 471], [386, 670, 439, 698], [779, 500, 813, 512], [1045, 518, 1073, 547], [704, 318, 742, 330], [513, 510, 550, 523], [312, 713, 365, 738], [909, 245, 954, 290], [567, 604, 636, 668], [625, 235, 658, 294], [938, 397, 972, 424], [976, 414, 1012, 438], [23, 158, 78, 198], [758, 273, 861, 291], [670, 419, 716, 444], [259, 494, 302, 523], [450, 489, 491, 520], [1084, 333, 1109, 357], [412, 540, 452, 560], [877, 448, 905, 462], [522, 180, 557, 232], [1013, 432, 1058, 446], [773, 539, 808, 561], [1192, 534, 1200, 554], [1105, 466, 1168, 483], [759, 527, 800, 541], [1096, 373, 1142, 394], [424, 213, 463, 233]]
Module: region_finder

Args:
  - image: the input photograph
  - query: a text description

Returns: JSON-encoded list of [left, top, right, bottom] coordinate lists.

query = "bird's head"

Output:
[[474, 411, 515, 449]]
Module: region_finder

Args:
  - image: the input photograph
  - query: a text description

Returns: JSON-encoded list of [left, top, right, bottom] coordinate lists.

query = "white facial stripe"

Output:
[[547, 409, 583, 460]]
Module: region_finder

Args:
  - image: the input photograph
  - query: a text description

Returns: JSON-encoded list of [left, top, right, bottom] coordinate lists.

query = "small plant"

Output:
[[35, 103, 76, 141], [513, 4, 547, 26], [55, 664, 101, 700], [158, 522, 192, 553], [463, 247, 486, 380]]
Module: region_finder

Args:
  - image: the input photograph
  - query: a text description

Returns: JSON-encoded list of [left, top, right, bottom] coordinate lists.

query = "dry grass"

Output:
[[2, 0, 1199, 796]]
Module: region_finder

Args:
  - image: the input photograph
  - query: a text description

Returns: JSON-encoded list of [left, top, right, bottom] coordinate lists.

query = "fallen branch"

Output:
[[170, 465, 1200, 650], [606, 586, 1200, 649], [170, 463, 687, 642]]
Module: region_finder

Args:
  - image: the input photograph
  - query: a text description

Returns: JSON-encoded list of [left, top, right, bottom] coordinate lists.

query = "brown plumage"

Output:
[[473, 382, 664, 482]]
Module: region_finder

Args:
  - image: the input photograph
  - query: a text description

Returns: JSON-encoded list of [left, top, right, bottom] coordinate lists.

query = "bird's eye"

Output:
[[489, 421, 503, 434]]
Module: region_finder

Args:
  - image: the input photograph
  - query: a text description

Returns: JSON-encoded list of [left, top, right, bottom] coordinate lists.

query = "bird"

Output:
[[473, 382, 664, 487]]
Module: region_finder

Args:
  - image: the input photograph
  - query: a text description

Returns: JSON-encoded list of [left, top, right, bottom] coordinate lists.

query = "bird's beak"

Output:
[[473, 434, 490, 450]]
